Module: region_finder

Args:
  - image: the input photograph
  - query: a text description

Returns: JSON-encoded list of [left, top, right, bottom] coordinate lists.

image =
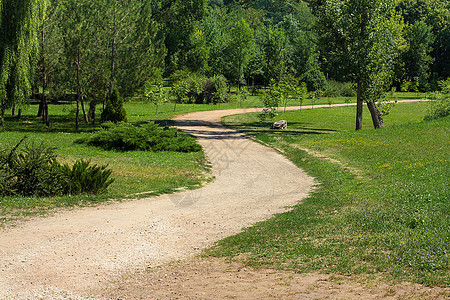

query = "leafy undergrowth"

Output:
[[210, 102, 449, 287]]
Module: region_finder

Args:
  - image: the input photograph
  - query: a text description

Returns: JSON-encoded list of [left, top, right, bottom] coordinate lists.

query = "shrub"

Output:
[[0, 138, 114, 197], [77, 122, 202, 153], [202, 75, 228, 104], [171, 74, 229, 105], [424, 93, 449, 121], [323, 80, 356, 97], [0, 139, 65, 196], [424, 78, 449, 121], [57, 160, 114, 195], [101, 88, 127, 123]]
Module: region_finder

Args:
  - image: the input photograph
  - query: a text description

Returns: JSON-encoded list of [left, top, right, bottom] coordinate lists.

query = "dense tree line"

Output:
[[1, 0, 448, 129]]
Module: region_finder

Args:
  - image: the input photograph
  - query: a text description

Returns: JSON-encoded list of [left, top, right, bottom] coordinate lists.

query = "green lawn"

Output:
[[209, 101, 449, 287]]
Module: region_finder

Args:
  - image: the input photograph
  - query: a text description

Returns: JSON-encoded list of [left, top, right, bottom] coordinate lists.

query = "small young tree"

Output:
[[259, 81, 281, 120], [144, 82, 168, 115], [237, 86, 248, 108], [101, 88, 126, 123], [297, 82, 308, 110]]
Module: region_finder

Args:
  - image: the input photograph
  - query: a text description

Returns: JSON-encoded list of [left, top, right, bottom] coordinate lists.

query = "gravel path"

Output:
[[0, 108, 315, 299]]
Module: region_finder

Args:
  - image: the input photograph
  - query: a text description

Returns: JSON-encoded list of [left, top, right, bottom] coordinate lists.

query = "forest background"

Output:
[[0, 0, 448, 128]]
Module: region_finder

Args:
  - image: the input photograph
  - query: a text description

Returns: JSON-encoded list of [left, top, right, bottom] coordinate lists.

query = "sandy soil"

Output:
[[1, 104, 447, 299]]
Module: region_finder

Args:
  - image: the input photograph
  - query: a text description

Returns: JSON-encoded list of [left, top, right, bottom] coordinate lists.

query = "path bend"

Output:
[[0, 107, 314, 299]]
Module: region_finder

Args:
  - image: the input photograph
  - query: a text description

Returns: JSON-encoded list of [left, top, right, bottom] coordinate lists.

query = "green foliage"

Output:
[[0, 138, 64, 196], [0, 0, 48, 125], [171, 74, 229, 105], [143, 82, 169, 115], [57, 159, 114, 195], [101, 88, 127, 123], [202, 75, 228, 104], [323, 80, 356, 98], [77, 122, 202, 153], [228, 18, 254, 86], [316, 0, 401, 129], [0, 138, 113, 197], [424, 86, 449, 120], [259, 81, 281, 120], [403, 20, 435, 91], [219, 102, 449, 286]]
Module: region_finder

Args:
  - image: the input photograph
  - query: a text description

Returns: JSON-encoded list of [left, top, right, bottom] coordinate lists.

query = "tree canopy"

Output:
[[0, 0, 448, 129]]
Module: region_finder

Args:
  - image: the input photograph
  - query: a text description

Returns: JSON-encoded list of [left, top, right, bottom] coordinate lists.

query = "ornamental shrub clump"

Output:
[[77, 122, 202, 153], [101, 88, 127, 123], [0, 138, 114, 197]]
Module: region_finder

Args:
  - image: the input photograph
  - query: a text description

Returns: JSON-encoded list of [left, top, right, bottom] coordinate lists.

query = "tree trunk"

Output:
[[42, 98, 49, 126], [75, 98, 80, 131], [37, 99, 44, 117], [106, 12, 117, 110], [356, 82, 363, 131], [11, 104, 15, 116], [366, 101, 383, 129], [88, 101, 97, 125], [81, 96, 88, 123], [41, 26, 49, 127], [1, 106, 5, 127]]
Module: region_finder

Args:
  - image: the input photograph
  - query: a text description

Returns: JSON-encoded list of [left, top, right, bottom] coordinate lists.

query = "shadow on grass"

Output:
[[226, 121, 338, 136], [2, 114, 100, 133]]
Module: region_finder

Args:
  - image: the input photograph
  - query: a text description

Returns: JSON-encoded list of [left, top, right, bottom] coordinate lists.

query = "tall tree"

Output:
[[315, 0, 401, 130], [36, 0, 63, 126], [227, 18, 254, 89], [403, 20, 435, 90], [158, 0, 206, 75], [60, 0, 97, 130], [259, 23, 287, 84], [0, 0, 47, 125]]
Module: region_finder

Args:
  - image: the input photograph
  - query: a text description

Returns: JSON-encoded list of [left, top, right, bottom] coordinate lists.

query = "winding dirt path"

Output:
[[0, 108, 315, 299]]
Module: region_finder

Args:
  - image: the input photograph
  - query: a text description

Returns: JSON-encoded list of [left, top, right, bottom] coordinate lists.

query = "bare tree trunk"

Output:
[[41, 27, 49, 127], [1, 106, 5, 127], [43, 98, 49, 126], [81, 96, 88, 123], [76, 49, 82, 130], [356, 82, 363, 131], [88, 101, 97, 125], [37, 99, 44, 117], [106, 11, 117, 110], [11, 104, 15, 116], [76, 98, 80, 131], [367, 101, 383, 129]]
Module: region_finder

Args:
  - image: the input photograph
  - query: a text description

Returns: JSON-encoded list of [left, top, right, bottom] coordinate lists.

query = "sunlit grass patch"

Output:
[[212, 101, 449, 286]]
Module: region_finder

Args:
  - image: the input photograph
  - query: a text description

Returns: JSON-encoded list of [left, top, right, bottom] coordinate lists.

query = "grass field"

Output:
[[2, 94, 446, 287], [209, 101, 449, 287]]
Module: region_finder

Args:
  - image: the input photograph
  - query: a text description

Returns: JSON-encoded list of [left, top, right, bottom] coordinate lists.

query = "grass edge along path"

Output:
[[206, 102, 449, 288]]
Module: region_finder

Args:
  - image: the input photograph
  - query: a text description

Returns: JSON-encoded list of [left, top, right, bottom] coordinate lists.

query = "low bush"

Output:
[[424, 79, 449, 120], [172, 74, 229, 105], [0, 138, 114, 197], [57, 160, 114, 195], [323, 80, 356, 97], [77, 122, 202, 153]]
